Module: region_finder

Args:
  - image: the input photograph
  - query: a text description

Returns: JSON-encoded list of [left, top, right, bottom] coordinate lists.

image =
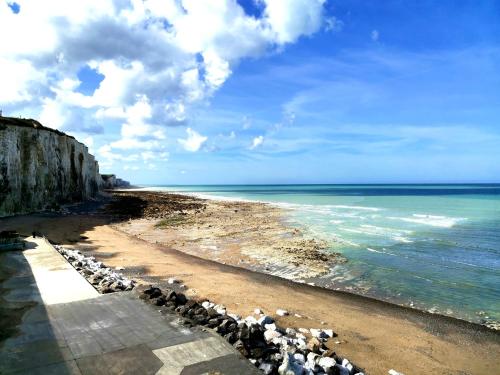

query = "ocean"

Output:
[[140, 184, 500, 326]]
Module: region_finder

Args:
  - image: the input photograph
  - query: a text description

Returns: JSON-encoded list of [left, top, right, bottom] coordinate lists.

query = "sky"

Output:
[[1, 0, 499, 184]]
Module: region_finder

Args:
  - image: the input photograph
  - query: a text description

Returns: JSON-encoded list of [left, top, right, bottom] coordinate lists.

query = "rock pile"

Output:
[[140, 285, 365, 375], [55, 246, 136, 293]]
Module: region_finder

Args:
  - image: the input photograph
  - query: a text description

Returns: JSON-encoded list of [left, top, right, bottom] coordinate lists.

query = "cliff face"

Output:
[[0, 117, 102, 217]]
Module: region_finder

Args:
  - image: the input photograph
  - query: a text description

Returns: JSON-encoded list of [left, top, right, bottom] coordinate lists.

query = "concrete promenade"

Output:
[[0, 237, 258, 374]]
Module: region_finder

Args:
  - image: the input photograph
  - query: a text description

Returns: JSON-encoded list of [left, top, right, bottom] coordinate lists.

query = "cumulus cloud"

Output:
[[178, 128, 208, 152], [0, 0, 329, 166], [250, 135, 264, 150], [371, 29, 379, 42]]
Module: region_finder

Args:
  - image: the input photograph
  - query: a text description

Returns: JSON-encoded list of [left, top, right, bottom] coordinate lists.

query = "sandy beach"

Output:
[[1, 191, 499, 375]]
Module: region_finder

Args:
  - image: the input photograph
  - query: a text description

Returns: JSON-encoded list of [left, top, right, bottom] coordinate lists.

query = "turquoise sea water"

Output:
[[141, 184, 500, 325]]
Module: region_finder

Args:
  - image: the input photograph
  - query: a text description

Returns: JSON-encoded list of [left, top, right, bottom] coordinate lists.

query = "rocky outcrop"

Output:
[[101, 174, 130, 189], [0, 116, 102, 217]]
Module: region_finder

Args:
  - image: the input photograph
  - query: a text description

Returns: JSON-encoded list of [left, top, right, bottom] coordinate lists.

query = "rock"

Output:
[[194, 307, 206, 316], [224, 331, 238, 345], [143, 286, 157, 295], [207, 318, 221, 328], [176, 306, 189, 316], [193, 314, 207, 325], [307, 352, 319, 368], [254, 308, 263, 315], [334, 364, 350, 375], [298, 328, 309, 334], [228, 313, 241, 321], [264, 323, 277, 331], [323, 329, 334, 338], [258, 315, 275, 326], [214, 304, 226, 315], [202, 301, 215, 309], [276, 309, 289, 317], [115, 266, 125, 271], [307, 337, 323, 353], [318, 357, 336, 371], [388, 370, 405, 375], [216, 319, 236, 335], [167, 277, 180, 284], [165, 301, 176, 310], [250, 347, 266, 359], [278, 352, 304, 375], [293, 353, 305, 364], [175, 293, 187, 305], [164, 290, 177, 301], [310, 329, 330, 340], [153, 297, 166, 306], [259, 362, 275, 375], [296, 338, 307, 351], [206, 308, 219, 318], [264, 329, 282, 343], [233, 340, 248, 357], [244, 316, 259, 326], [286, 327, 297, 336], [185, 300, 198, 309], [149, 289, 162, 299]]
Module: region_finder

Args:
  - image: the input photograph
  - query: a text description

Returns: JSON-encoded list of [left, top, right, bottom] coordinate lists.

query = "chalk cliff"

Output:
[[0, 116, 102, 217]]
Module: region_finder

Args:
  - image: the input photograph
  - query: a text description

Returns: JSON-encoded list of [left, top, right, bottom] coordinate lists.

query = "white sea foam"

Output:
[[330, 205, 382, 211], [389, 214, 465, 228], [329, 220, 344, 224], [366, 247, 397, 256], [339, 225, 413, 244], [392, 236, 414, 243]]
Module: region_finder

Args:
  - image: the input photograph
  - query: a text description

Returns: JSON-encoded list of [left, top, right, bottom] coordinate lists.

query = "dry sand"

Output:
[[1, 193, 499, 375]]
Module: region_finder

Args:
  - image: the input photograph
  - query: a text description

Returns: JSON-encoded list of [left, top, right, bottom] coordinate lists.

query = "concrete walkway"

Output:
[[0, 237, 259, 374]]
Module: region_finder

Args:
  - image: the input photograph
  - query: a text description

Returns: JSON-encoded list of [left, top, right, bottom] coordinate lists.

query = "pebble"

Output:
[[264, 329, 282, 343], [202, 301, 215, 309], [276, 309, 289, 316], [56, 246, 135, 293], [388, 370, 405, 375], [167, 277, 180, 284], [254, 308, 263, 314], [264, 323, 277, 331], [258, 315, 275, 326]]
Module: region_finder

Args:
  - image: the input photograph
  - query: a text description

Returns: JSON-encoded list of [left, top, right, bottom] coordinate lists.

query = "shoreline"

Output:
[[115, 189, 499, 329], [1, 195, 499, 374], [115, 220, 498, 336]]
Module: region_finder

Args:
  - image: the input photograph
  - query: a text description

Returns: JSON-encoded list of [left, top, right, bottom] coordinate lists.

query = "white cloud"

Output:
[[371, 29, 379, 42], [325, 17, 343, 32], [0, 0, 329, 165], [250, 135, 264, 150], [263, 0, 326, 44], [178, 128, 208, 152]]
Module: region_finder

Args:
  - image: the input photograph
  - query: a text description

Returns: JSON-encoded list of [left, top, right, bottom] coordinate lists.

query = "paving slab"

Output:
[[0, 237, 260, 375]]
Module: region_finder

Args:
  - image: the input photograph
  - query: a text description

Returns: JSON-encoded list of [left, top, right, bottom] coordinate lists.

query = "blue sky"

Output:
[[1, 0, 499, 184]]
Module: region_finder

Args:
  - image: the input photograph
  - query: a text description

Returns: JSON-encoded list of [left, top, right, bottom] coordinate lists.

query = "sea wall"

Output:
[[0, 116, 102, 217]]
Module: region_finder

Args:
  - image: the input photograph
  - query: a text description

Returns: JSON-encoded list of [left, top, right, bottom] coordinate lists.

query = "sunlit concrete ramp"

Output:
[[23, 237, 99, 305], [0, 237, 258, 374]]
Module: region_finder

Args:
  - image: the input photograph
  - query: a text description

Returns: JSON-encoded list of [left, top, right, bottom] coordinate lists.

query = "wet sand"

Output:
[[1, 193, 499, 375]]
